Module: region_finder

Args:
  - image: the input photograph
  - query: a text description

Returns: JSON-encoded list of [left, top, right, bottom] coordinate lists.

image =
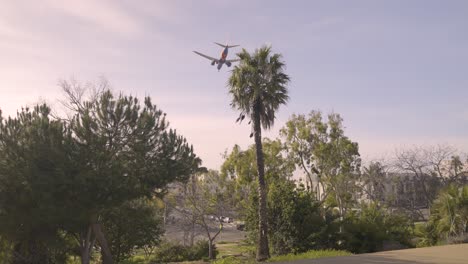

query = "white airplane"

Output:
[[193, 42, 240, 71]]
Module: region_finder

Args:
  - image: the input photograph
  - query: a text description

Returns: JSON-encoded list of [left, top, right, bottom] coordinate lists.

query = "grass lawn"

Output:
[[69, 244, 351, 264], [214, 244, 351, 263], [268, 249, 352, 262], [216, 241, 255, 258]]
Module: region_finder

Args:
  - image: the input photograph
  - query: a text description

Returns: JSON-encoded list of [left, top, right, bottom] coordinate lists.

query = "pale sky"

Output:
[[1, 0, 467, 169]]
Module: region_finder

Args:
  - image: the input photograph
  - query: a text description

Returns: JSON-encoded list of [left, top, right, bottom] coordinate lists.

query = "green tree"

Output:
[[65, 88, 200, 263], [280, 112, 323, 195], [0, 84, 201, 264], [267, 180, 334, 254], [101, 198, 164, 263], [222, 142, 331, 255], [281, 111, 361, 217], [0, 105, 76, 263], [228, 46, 290, 261], [221, 139, 294, 218]]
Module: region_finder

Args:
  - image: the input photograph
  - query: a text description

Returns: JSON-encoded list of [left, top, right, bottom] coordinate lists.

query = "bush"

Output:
[[341, 203, 413, 253], [429, 184, 468, 243], [103, 198, 164, 263], [414, 221, 438, 247], [246, 180, 339, 255], [415, 184, 468, 247], [151, 240, 217, 263], [188, 240, 218, 261]]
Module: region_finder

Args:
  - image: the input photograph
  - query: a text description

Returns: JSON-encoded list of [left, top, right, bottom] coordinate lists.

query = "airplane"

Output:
[[193, 42, 240, 71]]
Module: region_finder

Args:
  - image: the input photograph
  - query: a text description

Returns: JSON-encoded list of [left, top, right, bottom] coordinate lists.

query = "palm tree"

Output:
[[228, 46, 290, 261], [431, 184, 468, 240]]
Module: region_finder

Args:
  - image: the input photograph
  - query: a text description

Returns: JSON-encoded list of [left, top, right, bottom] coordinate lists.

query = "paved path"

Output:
[[282, 244, 468, 264]]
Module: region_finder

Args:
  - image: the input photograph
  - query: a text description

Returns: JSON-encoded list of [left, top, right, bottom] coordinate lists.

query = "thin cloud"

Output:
[[44, 0, 143, 37]]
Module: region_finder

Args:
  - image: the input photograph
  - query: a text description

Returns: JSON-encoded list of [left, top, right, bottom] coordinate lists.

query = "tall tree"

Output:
[[62, 83, 201, 264], [228, 46, 290, 261], [0, 83, 202, 263], [0, 105, 75, 263], [281, 111, 361, 217]]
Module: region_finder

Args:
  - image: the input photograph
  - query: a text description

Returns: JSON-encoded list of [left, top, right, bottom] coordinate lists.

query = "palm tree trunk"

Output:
[[253, 104, 270, 261]]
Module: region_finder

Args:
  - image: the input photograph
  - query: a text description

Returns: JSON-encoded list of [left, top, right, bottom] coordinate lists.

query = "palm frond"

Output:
[[227, 45, 290, 130]]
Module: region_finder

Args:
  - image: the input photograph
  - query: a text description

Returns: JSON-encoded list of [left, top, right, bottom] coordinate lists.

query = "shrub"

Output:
[[429, 184, 468, 243], [188, 240, 218, 261], [151, 240, 217, 263], [341, 203, 413, 253], [152, 242, 187, 263], [246, 180, 338, 255], [103, 198, 164, 263], [415, 184, 468, 247]]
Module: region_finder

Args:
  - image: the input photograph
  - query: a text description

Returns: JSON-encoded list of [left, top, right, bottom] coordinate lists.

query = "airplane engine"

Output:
[[211, 61, 216, 65], [225, 61, 232, 67]]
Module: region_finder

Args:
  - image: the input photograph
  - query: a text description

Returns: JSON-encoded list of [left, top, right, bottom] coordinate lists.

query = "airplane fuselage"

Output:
[[221, 47, 228, 60], [216, 47, 229, 70]]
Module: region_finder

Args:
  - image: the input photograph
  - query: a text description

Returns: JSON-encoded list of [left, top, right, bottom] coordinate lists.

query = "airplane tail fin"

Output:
[[214, 42, 240, 48]]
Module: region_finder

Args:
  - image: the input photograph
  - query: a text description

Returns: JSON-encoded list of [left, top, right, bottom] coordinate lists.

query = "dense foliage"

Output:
[[257, 180, 340, 254], [0, 105, 77, 262], [341, 203, 413, 253], [417, 184, 468, 246], [280, 111, 361, 207], [102, 199, 164, 263], [0, 88, 201, 263], [243, 174, 413, 255]]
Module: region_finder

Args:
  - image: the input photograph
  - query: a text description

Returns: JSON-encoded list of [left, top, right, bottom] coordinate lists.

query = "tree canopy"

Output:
[[0, 87, 202, 263]]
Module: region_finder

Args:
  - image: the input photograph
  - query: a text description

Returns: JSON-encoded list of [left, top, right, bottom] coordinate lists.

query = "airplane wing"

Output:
[[214, 42, 226, 48], [193, 51, 218, 62]]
